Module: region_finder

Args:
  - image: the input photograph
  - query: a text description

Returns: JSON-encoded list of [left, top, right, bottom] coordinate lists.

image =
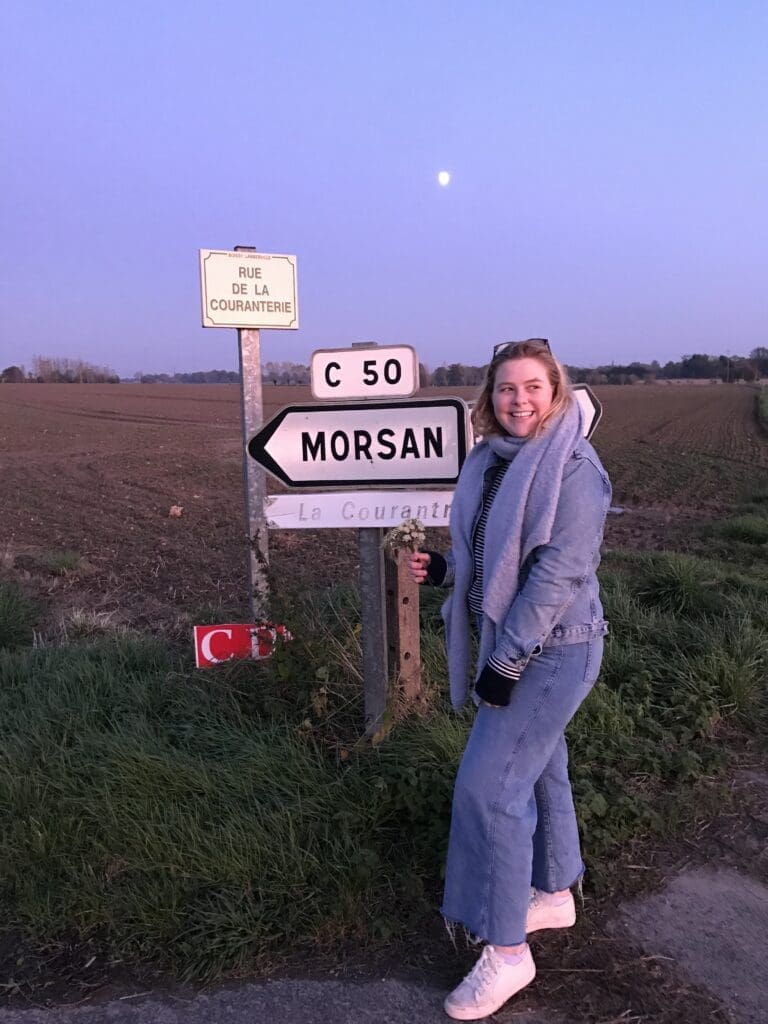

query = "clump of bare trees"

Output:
[[261, 361, 310, 385], [12, 356, 120, 384], [137, 370, 241, 383]]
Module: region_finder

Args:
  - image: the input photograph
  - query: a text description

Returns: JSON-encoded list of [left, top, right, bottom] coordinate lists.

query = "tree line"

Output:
[[135, 369, 241, 384], [429, 349, 768, 386], [3, 349, 767, 386], [567, 349, 768, 385], [1, 356, 120, 384]]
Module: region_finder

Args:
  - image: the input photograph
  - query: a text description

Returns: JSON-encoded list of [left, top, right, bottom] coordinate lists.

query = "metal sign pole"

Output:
[[238, 325, 269, 620], [199, 243, 300, 624]]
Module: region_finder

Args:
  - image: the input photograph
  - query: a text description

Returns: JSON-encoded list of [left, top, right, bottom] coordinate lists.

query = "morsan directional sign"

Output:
[[247, 398, 469, 488]]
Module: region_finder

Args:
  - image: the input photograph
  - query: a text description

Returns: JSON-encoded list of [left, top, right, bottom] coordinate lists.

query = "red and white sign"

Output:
[[193, 623, 291, 668]]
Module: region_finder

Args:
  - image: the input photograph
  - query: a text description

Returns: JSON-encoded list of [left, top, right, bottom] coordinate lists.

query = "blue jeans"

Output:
[[441, 638, 603, 946]]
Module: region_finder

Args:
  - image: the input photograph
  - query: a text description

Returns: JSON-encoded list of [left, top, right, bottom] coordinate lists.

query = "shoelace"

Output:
[[463, 947, 500, 1001]]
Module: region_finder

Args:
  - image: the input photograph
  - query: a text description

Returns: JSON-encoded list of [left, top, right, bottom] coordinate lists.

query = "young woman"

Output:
[[408, 340, 611, 1021]]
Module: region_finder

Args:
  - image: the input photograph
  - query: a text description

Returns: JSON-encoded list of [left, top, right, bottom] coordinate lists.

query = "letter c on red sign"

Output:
[[201, 628, 233, 664]]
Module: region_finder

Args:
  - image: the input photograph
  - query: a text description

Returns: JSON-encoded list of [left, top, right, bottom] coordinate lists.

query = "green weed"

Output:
[[39, 550, 83, 575], [0, 580, 37, 650], [706, 514, 768, 545], [756, 387, 768, 433]]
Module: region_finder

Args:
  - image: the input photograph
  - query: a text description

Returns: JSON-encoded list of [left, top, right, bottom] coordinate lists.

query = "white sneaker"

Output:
[[443, 943, 535, 1020], [525, 888, 576, 933]]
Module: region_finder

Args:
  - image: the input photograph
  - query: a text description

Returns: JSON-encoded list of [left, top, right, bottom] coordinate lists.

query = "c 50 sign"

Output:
[[310, 345, 418, 400]]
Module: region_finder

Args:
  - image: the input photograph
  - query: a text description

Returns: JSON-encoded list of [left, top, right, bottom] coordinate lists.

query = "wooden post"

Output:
[[358, 527, 389, 738], [385, 550, 422, 714]]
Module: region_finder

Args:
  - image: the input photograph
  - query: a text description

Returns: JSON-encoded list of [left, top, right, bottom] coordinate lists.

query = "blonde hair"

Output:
[[471, 339, 573, 439]]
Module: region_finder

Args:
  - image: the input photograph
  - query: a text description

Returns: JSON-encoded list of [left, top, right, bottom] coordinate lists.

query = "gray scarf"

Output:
[[443, 399, 585, 708]]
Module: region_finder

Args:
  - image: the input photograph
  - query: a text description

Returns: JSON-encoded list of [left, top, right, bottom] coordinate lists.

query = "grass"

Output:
[[0, 633, 456, 977], [56, 608, 120, 640], [706, 513, 768, 545], [694, 487, 768, 562], [757, 386, 768, 433], [0, 504, 767, 980], [38, 550, 84, 575], [566, 555, 768, 854], [0, 580, 37, 650]]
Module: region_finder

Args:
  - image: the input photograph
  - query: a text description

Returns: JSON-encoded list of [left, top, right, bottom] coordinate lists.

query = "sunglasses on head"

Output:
[[493, 338, 551, 358]]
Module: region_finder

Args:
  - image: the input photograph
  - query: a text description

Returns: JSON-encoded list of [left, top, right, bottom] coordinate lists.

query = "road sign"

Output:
[[193, 623, 290, 667], [573, 384, 602, 439], [199, 249, 298, 329], [247, 398, 469, 488], [265, 490, 455, 529], [311, 345, 418, 400]]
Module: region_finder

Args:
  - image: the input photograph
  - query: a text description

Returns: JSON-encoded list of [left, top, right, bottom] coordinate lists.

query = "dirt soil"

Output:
[[2, 382, 764, 637]]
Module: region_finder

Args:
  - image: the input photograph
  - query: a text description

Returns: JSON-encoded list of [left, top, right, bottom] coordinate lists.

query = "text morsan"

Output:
[[301, 427, 444, 462]]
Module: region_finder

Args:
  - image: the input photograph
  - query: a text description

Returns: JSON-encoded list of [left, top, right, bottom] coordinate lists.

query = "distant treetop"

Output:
[[136, 369, 241, 384], [2, 356, 120, 383]]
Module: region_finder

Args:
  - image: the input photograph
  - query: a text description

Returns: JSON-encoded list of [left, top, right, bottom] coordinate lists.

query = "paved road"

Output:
[[0, 979, 558, 1024]]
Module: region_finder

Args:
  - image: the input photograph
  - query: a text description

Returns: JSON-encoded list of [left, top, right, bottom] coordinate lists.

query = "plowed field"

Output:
[[1, 383, 766, 629]]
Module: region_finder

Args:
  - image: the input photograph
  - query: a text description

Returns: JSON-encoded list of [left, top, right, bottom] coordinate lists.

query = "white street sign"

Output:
[[199, 249, 298, 329], [311, 345, 418, 400], [265, 490, 455, 529], [248, 398, 469, 488], [573, 384, 602, 439]]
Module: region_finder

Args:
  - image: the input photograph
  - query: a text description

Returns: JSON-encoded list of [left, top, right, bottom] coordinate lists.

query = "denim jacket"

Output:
[[438, 437, 611, 706]]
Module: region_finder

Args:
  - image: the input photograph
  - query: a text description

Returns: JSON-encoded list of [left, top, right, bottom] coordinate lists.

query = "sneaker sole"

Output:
[[443, 959, 536, 1020]]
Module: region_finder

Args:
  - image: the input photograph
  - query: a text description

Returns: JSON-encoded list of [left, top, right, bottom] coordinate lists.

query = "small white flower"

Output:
[[382, 518, 426, 555]]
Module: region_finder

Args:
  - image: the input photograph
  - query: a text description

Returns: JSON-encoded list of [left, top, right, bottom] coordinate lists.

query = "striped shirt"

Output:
[[467, 460, 510, 614]]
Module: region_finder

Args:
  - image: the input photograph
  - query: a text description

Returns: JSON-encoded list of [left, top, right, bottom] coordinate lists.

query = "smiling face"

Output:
[[491, 357, 555, 438]]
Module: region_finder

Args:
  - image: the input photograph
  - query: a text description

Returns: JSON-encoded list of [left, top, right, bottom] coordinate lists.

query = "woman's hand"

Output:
[[407, 550, 431, 584]]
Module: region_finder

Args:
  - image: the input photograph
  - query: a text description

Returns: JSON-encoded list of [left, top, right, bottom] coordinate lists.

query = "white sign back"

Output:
[[573, 384, 602, 439], [199, 249, 298, 329], [311, 346, 418, 400]]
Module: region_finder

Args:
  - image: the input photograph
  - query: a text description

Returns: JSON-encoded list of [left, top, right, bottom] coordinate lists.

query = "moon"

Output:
[[437, 170, 451, 187]]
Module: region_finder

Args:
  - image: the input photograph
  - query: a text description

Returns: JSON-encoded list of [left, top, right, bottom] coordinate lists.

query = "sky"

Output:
[[1, 1, 767, 378]]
